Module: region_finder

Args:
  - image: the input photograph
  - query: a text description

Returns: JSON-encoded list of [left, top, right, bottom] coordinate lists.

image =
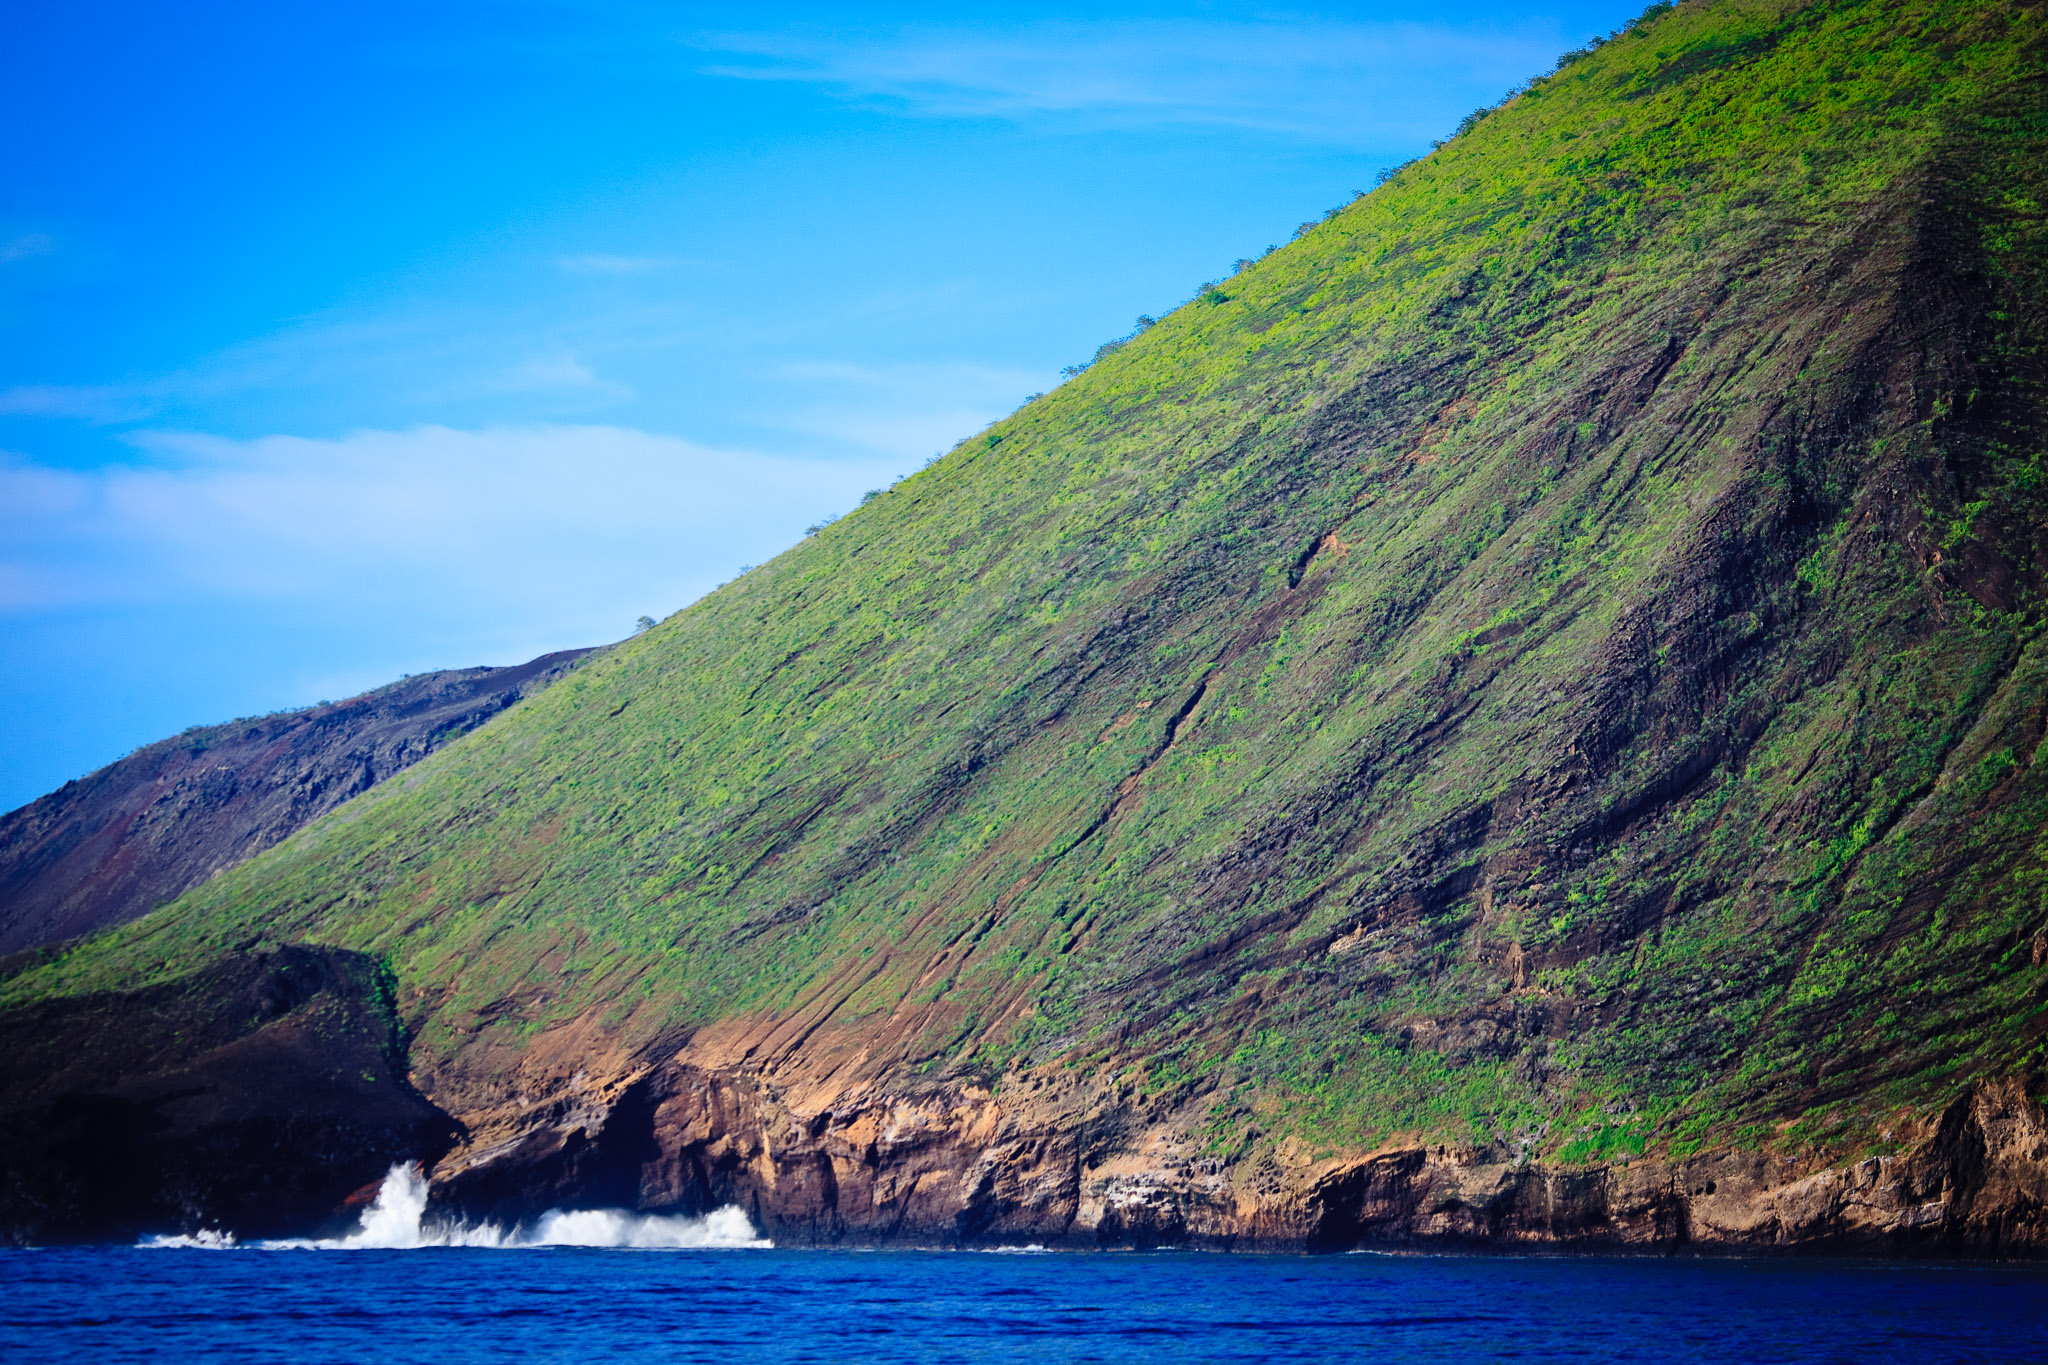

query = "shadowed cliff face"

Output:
[[0, 648, 596, 955], [0, 947, 457, 1246], [6, 0, 2048, 1249]]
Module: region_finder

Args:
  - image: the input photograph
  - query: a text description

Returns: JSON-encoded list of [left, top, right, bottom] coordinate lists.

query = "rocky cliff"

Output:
[[4, 0, 2047, 1251], [0, 946, 451, 1245], [0, 648, 596, 956], [422, 1031, 2048, 1254]]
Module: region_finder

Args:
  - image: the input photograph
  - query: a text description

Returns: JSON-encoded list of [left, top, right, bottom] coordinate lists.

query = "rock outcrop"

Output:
[[0, 947, 455, 1245], [9, 951, 2041, 1252], [0, 648, 596, 955], [417, 1033, 2048, 1255]]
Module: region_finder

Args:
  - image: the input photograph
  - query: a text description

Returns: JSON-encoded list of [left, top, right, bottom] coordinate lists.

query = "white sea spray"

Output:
[[139, 1162, 770, 1250], [138, 1227, 238, 1249], [522, 1204, 768, 1248]]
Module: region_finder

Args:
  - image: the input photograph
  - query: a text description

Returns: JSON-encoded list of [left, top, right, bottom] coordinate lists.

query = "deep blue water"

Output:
[[5, 1246, 2047, 1363]]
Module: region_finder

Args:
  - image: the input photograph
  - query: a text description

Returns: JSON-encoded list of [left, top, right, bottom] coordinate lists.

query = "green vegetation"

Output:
[[10, 0, 2047, 1171]]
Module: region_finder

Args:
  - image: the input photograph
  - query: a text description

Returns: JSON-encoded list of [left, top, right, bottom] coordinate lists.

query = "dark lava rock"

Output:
[[0, 945, 458, 1246], [0, 648, 596, 955]]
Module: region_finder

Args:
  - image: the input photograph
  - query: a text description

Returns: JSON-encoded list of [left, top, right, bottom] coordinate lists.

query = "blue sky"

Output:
[[0, 0, 1636, 810]]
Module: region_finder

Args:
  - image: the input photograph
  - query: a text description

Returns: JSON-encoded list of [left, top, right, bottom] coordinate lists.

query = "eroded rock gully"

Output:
[[422, 1043, 2048, 1255]]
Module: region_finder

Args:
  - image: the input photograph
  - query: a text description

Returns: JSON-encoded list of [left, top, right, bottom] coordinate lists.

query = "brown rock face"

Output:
[[411, 1021, 2048, 1256], [4, 940, 2042, 1251], [0, 648, 596, 955]]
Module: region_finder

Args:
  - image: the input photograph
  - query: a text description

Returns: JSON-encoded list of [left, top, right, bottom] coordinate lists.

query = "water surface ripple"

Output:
[[4, 1246, 2044, 1362]]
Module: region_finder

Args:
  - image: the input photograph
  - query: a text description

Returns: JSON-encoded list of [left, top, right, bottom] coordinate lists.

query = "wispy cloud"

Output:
[[558, 253, 687, 274], [0, 233, 54, 264], [0, 382, 155, 423], [0, 303, 661, 432], [693, 19, 1567, 145], [0, 425, 898, 627], [766, 359, 1047, 460], [495, 353, 636, 399]]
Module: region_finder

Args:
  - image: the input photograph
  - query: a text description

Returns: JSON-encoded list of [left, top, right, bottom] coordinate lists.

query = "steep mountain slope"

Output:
[[6, 0, 2047, 1250], [0, 649, 597, 955]]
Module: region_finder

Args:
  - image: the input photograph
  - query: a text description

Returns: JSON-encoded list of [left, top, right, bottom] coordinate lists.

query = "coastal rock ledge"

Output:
[[2, 948, 2044, 1252], [426, 1053, 2048, 1256]]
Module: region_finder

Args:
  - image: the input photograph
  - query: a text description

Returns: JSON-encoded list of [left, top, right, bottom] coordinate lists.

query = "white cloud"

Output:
[[693, 18, 1567, 145], [0, 425, 899, 644]]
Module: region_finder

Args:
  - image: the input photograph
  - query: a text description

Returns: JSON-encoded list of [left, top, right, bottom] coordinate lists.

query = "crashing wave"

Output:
[[138, 1227, 239, 1249], [140, 1163, 771, 1250]]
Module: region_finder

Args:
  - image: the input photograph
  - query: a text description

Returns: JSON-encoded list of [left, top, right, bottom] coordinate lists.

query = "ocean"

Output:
[[4, 1167, 2045, 1362]]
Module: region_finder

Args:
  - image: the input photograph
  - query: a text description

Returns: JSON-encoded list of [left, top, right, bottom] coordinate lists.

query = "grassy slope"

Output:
[[12, 0, 2047, 1168]]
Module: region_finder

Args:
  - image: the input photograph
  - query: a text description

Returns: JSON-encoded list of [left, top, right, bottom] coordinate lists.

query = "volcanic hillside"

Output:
[[5, 0, 2047, 1251], [0, 650, 598, 956]]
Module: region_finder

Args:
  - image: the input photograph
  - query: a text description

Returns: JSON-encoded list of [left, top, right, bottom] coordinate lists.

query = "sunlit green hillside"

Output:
[[15, 0, 2046, 1168]]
